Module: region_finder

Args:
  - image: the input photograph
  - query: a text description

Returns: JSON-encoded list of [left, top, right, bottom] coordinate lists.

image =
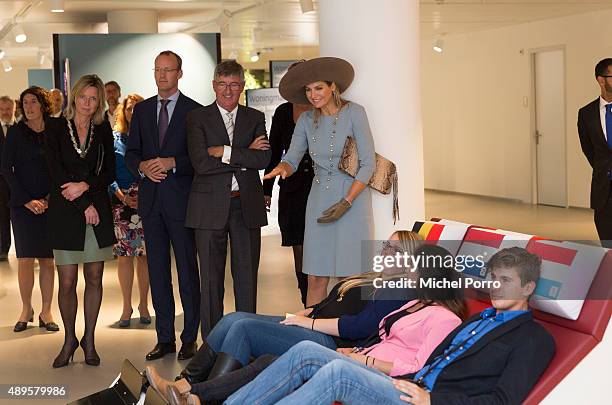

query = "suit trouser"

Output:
[[142, 200, 200, 344], [195, 197, 261, 336], [0, 178, 11, 254], [594, 188, 612, 248]]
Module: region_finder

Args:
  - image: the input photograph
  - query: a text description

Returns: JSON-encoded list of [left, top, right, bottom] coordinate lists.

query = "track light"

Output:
[[2, 59, 12, 73], [50, 0, 65, 13], [433, 38, 444, 53], [300, 0, 314, 13], [0, 49, 5, 60], [250, 52, 260, 62], [14, 24, 27, 43], [216, 9, 232, 35]]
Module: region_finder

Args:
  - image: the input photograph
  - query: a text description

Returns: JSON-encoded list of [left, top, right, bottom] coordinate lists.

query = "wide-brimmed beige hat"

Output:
[[279, 57, 354, 105]]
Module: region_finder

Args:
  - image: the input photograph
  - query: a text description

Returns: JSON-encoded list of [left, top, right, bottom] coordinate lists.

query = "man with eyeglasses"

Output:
[[126, 50, 202, 362], [578, 58, 612, 248], [185, 60, 271, 343]]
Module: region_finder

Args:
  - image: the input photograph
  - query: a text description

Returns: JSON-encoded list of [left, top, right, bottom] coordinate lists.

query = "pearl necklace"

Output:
[[67, 118, 94, 158]]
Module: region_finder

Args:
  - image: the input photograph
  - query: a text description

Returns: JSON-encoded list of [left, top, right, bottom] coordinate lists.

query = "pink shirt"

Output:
[[360, 299, 462, 376]]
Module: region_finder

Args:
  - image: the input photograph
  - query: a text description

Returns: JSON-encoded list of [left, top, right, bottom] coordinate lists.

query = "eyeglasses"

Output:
[[381, 240, 403, 254], [77, 95, 98, 104], [215, 81, 243, 91], [153, 68, 179, 74]]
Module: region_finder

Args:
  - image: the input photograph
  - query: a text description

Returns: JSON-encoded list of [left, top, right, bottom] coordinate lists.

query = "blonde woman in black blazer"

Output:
[[44, 75, 116, 368]]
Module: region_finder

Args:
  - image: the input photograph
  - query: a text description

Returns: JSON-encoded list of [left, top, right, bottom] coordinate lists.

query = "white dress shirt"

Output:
[[599, 96, 612, 141], [217, 103, 239, 191]]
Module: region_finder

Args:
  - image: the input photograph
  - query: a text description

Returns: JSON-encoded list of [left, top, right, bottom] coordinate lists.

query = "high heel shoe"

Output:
[[52, 340, 78, 368], [39, 315, 60, 332], [138, 305, 151, 325], [119, 309, 133, 328], [80, 338, 100, 366], [13, 309, 34, 332]]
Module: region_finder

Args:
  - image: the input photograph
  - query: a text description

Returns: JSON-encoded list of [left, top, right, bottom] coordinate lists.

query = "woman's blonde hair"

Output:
[[312, 81, 347, 130], [113, 93, 144, 134], [337, 230, 424, 298], [64, 74, 106, 125]]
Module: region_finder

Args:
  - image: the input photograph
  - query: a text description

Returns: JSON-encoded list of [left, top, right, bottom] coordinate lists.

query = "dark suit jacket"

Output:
[[185, 102, 271, 229], [125, 92, 202, 220], [399, 311, 555, 405], [263, 102, 313, 195], [44, 117, 116, 250], [0, 121, 14, 195], [578, 98, 612, 209]]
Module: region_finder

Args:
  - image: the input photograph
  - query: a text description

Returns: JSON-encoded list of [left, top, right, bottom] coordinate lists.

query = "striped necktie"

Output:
[[226, 111, 234, 143], [226, 111, 239, 191]]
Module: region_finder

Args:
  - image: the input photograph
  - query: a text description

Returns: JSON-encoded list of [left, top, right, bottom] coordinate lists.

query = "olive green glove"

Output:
[[317, 198, 352, 223]]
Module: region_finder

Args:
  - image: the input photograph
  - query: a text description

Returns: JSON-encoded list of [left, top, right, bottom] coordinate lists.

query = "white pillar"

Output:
[[107, 10, 158, 33], [318, 0, 424, 240]]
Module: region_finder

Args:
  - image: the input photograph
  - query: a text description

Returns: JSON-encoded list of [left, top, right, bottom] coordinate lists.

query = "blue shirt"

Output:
[[414, 307, 529, 391], [156, 90, 180, 122], [110, 131, 137, 194]]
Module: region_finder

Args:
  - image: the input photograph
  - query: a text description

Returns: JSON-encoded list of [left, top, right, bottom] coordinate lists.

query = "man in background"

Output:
[[48, 88, 64, 118], [578, 58, 612, 247], [104, 80, 121, 128], [0, 96, 16, 260]]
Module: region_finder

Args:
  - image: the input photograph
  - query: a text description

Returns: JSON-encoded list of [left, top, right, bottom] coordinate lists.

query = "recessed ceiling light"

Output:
[[51, 0, 65, 13]]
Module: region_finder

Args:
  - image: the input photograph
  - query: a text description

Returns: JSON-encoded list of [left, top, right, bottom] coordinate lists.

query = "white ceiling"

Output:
[[1, 0, 612, 69]]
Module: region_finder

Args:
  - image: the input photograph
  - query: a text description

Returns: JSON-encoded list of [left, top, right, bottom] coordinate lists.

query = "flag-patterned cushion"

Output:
[[526, 239, 607, 320]]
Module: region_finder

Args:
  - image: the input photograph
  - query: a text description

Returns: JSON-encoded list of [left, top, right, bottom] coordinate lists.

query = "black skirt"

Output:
[[277, 182, 311, 246], [11, 206, 53, 258]]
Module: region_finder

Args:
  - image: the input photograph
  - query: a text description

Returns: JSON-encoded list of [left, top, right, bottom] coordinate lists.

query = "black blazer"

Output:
[[263, 102, 313, 195], [125, 93, 202, 220], [0, 121, 50, 207], [399, 311, 555, 405], [44, 117, 116, 250], [185, 102, 271, 229], [578, 98, 612, 209], [0, 121, 15, 192]]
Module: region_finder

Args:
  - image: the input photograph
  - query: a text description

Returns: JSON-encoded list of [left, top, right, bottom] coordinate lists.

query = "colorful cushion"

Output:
[[526, 239, 607, 320], [411, 220, 470, 255], [456, 227, 534, 282]]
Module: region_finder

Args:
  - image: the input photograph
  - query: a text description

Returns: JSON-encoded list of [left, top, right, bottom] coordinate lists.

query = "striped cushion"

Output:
[[457, 227, 534, 281], [411, 220, 470, 255], [526, 239, 607, 320]]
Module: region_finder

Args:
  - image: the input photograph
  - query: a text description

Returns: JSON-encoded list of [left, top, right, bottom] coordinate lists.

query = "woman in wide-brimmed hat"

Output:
[[264, 56, 376, 306]]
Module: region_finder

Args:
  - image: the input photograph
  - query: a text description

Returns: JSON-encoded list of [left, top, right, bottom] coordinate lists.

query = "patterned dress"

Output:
[[111, 131, 145, 256]]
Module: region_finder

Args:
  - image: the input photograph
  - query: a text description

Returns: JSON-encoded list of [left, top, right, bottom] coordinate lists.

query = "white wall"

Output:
[[421, 9, 612, 208], [0, 64, 29, 100]]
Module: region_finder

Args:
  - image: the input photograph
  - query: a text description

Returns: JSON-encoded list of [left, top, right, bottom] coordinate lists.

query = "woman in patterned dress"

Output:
[[110, 93, 151, 327]]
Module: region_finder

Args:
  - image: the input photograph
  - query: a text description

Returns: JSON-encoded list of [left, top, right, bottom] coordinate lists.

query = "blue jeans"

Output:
[[206, 312, 338, 366], [225, 341, 407, 405]]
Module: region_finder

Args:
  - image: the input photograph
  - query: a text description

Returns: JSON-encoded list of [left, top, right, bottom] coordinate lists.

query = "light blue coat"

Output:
[[283, 102, 375, 277]]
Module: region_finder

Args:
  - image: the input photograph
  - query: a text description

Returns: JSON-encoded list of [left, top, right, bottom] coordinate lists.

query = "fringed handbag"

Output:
[[338, 136, 400, 224]]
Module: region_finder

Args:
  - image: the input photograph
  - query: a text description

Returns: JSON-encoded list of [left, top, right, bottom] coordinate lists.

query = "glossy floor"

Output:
[[0, 190, 602, 404]]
